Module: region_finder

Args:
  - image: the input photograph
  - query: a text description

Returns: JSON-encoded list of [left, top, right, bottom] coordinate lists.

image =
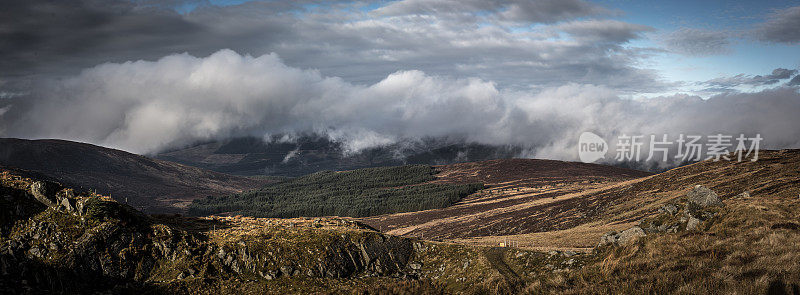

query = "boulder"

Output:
[[734, 191, 751, 199], [686, 216, 701, 231], [597, 231, 619, 247], [617, 227, 646, 245], [29, 181, 59, 207], [686, 185, 724, 207], [662, 204, 678, 215], [59, 197, 77, 213]]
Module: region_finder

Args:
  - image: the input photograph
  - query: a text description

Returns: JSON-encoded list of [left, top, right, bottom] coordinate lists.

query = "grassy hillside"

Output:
[[3, 151, 800, 294], [0, 138, 269, 214], [188, 165, 483, 218]]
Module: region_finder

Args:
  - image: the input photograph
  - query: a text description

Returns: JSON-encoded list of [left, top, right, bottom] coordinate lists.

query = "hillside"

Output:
[[0, 138, 270, 214], [0, 167, 592, 294], [156, 135, 520, 176], [3, 150, 800, 294], [361, 158, 653, 240], [360, 150, 800, 252], [188, 165, 484, 218]]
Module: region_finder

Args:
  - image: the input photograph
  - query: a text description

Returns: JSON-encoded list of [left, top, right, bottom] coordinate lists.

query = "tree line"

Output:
[[188, 165, 483, 218]]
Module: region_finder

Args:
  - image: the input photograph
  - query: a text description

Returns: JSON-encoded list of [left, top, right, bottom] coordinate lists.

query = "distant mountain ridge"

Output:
[[155, 135, 522, 176], [0, 138, 270, 214]]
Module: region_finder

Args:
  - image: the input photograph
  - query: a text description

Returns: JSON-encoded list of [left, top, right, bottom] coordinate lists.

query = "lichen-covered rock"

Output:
[[734, 191, 751, 199], [686, 216, 701, 231], [29, 181, 60, 207], [661, 204, 678, 215], [687, 185, 724, 207], [597, 227, 646, 247], [617, 227, 646, 244], [597, 231, 619, 247]]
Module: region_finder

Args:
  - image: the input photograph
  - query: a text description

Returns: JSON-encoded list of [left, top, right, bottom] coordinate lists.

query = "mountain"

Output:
[[0, 138, 270, 214], [2, 149, 800, 294], [155, 135, 521, 176]]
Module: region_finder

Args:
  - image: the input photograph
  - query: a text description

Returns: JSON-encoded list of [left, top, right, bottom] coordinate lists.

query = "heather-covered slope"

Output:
[[2, 150, 800, 294], [361, 158, 653, 240], [0, 138, 269, 213]]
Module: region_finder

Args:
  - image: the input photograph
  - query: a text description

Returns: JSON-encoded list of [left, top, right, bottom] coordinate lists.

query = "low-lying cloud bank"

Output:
[[2, 50, 799, 162]]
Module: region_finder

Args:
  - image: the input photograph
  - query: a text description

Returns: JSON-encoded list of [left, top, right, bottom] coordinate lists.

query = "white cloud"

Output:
[[5, 50, 800, 163]]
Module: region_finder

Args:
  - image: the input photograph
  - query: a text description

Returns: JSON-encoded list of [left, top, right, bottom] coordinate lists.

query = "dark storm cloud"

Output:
[[0, 0, 203, 79], [753, 6, 800, 43], [660, 28, 731, 56], [0, 0, 660, 92]]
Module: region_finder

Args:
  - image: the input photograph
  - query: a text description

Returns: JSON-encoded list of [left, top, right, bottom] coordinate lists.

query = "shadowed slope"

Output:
[[0, 138, 270, 213]]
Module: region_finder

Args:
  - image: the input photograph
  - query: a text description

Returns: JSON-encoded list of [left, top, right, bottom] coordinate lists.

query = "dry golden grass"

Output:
[[523, 195, 800, 294]]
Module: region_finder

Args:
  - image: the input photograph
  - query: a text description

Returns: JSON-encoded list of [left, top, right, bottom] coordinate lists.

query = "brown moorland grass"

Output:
[[522, 195, 800, 294]]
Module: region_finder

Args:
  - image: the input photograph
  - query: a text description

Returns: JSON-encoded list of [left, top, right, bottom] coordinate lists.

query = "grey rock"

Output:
[[75, 199, 87, 215], [662, 204, 678, 215], [59, 197, 76, 213], [687, 185, 724, 207], [617, 227, 646, 245], [686, 216, 701, 231], [597, 231, 619, 247], [280, 265, 296, 276], [30, 181, 58, 207]]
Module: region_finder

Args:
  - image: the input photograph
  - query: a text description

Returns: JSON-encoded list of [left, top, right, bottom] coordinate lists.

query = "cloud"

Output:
[[0, 0, 206, 79], [788, 75, 800, 86], [704, 68, 798, 88], [373, 0, 608, 24], [660, 28, 731, 56], [753, 6, 800, 43], [556, 20, 653, 43], [497, 0, 608, 24], [0, 0, 665, 95], [3, 50, 799, 163]]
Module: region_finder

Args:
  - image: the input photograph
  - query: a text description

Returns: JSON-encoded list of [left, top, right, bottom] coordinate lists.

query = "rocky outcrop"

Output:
[[686, 185, 724, 207], [598, 185, 731, 248], [597, 226, 646, 247], [1, 171, 421, 293], [29, 181, 60, 208]]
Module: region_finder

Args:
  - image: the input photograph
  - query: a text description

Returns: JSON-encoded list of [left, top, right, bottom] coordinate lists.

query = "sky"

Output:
[[0, 0, 799, 163]]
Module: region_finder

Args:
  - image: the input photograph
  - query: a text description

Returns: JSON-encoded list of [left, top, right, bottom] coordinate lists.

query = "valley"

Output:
[[1, 138, 799, 294]]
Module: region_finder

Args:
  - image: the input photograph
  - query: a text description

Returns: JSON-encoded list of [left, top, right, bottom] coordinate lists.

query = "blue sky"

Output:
[[597, 0, 799, 87], [168, 0, 799, 95]]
